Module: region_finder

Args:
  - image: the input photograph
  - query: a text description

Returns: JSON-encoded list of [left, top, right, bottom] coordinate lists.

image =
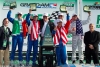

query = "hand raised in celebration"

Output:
[[88, 11, 91, 16], [9, 7, 13, 10], [66, 11, 68, 14], [29, 9, 32, 14]]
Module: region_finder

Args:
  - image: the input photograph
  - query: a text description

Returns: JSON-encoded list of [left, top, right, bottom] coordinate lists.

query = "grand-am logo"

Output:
[[60, 2, 74, 11], [2, 0, 17, 10], [83, 2, 100, 12], [20, 3, 57, 8]]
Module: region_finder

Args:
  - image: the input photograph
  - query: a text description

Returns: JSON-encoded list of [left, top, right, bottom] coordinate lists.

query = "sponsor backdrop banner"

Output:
[[82, 0, 100, 32]]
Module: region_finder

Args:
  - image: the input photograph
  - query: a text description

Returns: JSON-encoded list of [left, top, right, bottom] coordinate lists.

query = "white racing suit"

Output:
[[69, 16, 91, 61]]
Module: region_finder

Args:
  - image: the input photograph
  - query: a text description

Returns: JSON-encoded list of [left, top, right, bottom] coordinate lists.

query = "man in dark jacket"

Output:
[[84, 23, 100, 65], [39, 13, 55, 46], [0, 18, 11, 67], [26, 9, 55, 46]]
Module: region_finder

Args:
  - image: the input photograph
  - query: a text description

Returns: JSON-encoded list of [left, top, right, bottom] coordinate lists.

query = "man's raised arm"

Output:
[[7, 9, 14, 23], [26, 9, 32, 26], [81, 12, 91, 25], [64, 12, 71, 34]]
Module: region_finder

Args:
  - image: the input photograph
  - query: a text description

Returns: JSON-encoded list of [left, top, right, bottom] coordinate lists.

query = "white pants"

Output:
[[72, 35, 84, 60]]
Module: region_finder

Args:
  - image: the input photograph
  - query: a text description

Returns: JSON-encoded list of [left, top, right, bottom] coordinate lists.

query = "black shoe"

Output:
[[19, 63, 24, 67], [32, 64, 38, 67], [95, 64, 99, 66], [72, 60, 76, 64], [79, 60, 83, 64], [56, 66, 62, 67], [9, 64, 15, 67]]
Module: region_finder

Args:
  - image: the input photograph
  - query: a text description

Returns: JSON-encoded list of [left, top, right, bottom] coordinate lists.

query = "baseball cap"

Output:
[[58, 13, 64, 16], [72, 13, 77, 17], [43, 13, 48, 16], [33, 14, 38, 17], [17, 12, 22, 15], [57, 19, 63, 23], [54, 19, 66, 26]]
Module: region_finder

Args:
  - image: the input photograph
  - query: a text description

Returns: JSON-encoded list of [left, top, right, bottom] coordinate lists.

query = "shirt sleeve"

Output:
[[22, 20, 28, 37], [64, 13, 71, 34], [84, 32, 89, 46], [81, 16, 91, 25], [26, 13, 31, 26], [7, 10, 14, 23], [0, 27, 2, 37], [93, 32, 100, 48], [52, 30, 56, 35]]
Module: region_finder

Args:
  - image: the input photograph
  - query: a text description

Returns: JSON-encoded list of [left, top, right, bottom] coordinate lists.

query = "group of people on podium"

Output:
[[0, 7, 100, 67]]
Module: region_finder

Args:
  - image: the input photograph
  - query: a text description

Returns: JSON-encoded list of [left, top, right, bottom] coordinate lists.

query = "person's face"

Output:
[[17, 14, 22, 19], [4, 19, 9, 26], [72, 15, 77, 21], [33, 16, 38, 21], [57, 22, 62, 27], [58, 15, 63, 19], [43, 16, 48, 22], [89, 24, 94, 31]]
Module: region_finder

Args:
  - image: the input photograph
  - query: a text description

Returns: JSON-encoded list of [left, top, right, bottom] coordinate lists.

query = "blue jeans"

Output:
[[26, 35, 38, 65], [56, 42, 67, 66], [10, 33, 23, 61]]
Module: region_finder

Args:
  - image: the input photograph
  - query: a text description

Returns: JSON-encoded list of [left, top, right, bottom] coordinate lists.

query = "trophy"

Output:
[[10, 2, 17, 9], [83, 5, 90, 12], [30, 3, 36, 11], [60, 5, 67, 12], [43, 24, 53, 46]]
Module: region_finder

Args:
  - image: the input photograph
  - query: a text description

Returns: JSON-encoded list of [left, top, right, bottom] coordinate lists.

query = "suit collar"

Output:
[[89, 30, 95, 33]]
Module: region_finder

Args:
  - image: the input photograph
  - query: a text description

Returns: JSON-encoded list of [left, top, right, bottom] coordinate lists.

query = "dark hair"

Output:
[[17, 14, 22, 16], [2, 18, 8, 26]]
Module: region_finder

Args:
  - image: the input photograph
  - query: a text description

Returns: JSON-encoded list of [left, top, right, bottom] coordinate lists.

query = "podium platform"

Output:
[[9, 45, 100, 67], [59, 64, 98, 67], [7, 63, 99, 67]]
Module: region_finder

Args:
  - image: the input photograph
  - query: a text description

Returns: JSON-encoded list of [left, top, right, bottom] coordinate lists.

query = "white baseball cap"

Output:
[[58, 13, 64, 16], [57, 19, 63, 23], [54, 19, 66, 26], [17, 12, 22, 15], [33, 14, 38, 17], [43, 13, 48, 16], [72, 13, 77, 16]]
